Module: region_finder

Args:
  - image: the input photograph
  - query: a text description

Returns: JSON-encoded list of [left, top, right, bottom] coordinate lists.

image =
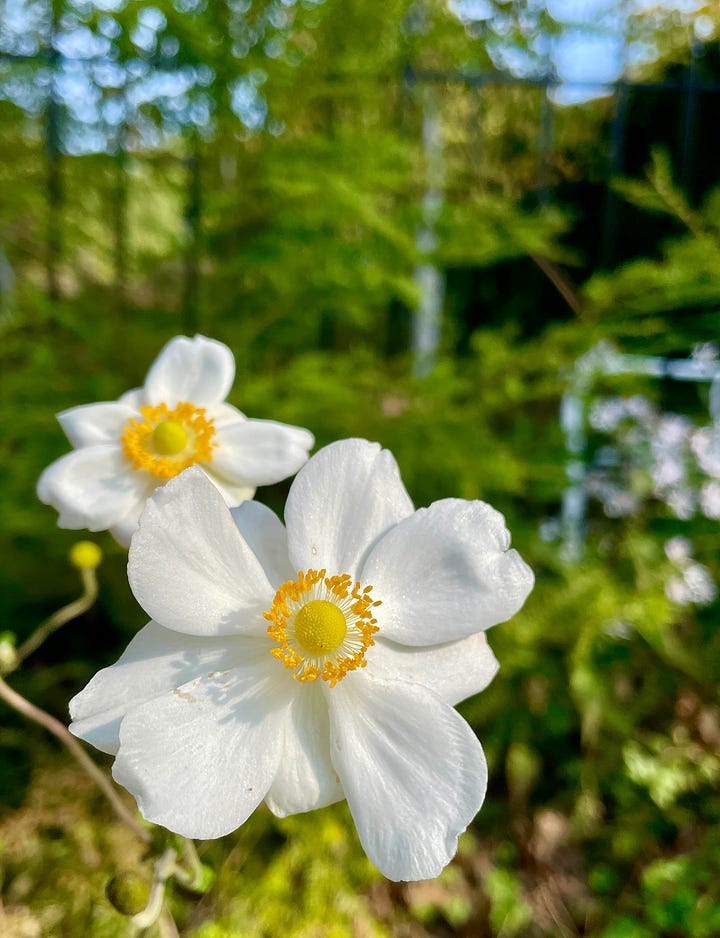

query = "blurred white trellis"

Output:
[[560, 341, 720, 562]]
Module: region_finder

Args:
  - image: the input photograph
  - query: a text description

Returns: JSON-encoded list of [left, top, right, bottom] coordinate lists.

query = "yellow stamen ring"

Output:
[[121, 402, 216, 480], [265, 568, 381, 687]]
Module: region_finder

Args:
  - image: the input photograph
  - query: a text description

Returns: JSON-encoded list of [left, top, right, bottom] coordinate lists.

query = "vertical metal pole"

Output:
[[560, 385, 588, 561], [537, 78, 555, 206], [680, 40, 700, 197], [46, 5, 62, 301], [411, 83, 445, 378], [0, 246, 14, 321], [182, 132, 201, 333], [536, 14, 555, 208], [600, 1, 629, 269], [113, 114, 128, 315], [599, 80, 628, 269]]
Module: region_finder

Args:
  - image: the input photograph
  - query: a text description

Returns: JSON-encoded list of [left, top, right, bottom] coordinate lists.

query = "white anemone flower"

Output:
[[37, 334, 314, 546], [69, 439, 534, 881]]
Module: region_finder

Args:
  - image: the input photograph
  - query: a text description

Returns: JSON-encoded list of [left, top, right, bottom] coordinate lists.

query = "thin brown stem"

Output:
[[529, 253, 583, 318], [0, 674, 150, 843], [14, 568, 99, 668]]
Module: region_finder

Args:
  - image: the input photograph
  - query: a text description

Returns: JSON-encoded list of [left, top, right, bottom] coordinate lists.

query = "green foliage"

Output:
[[2, 4, 720, 937], [584, 152, 720, 351], [3, 310, 719, 936]]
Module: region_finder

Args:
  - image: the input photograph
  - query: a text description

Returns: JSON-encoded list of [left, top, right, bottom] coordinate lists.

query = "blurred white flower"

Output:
[[654, 414, 691, 449], [665, 488, 696, 520], [664, 535, 716, 607], [652, 455, 684, 490], [691, 342, 719, 363], [38, 335, 314, 546], [683, 563, 718, 606], [664, 536, 693, 564], [589, 397, 626, 433], [691, 425, 720, 479], [665, 563, 717, 607], [69, 439, 534, 881], [700, 480, 720, 519], [603, 490, 641, 518], [625, 395, 655, 423]]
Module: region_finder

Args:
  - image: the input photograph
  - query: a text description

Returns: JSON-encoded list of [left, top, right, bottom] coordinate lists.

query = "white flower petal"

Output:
[[69, 621, 254, 755], [230, 500, 294, 586], [362, 498, 534, 645], [128, 467, 274, 636], [266, 682, 344, 817], [368, 632, 499, 706], [212, 402, 248, 425], [109, 502, 148, 548], [57, 401, 138, 448], [119, 387, 144, 409], [328, 672, 487, 881], [211, 419, 314, 487], [112, 656, 290, 839], [37, 445, 152, 530], [202, 468, 256, 507], [200, 472, 255, 508], [285, 439, 414, 576], [143, 334, 235, 408]]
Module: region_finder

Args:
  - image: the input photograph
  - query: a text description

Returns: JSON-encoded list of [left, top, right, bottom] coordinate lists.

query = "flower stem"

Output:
[[0, 674, 150, 843], [158, 906, 181, 938], [174, 837, 205, 890], [131, 848, 177, 929], [14, 567, 99, 669]]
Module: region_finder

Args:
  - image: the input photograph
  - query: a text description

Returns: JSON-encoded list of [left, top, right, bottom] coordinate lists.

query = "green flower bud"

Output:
[[190, 864, 216, 894], [106, 872, 151, 916], [0, 631, 18, 673]]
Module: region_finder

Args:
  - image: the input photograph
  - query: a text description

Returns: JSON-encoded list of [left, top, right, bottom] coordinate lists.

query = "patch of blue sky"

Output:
[[70, 0, 127, 12], [101, 94, 126, 125], [131, 23, 158, 54], [551, 30, 624, 104], [449, 0, 495, 21], [487, 41, 544, 79], [264, 36, 287, 59], [229, 0, 252, 14], [0, 0, 46, 56], [160, 36, 181, 58], [92, 60, 126, 89], [545, 0, 624, 29], [55, 25, 111, 59], [64, 124, 108, 154], [98, 16, 122, 40], [455, 0, 703, 103], [230, 74, 268, 131], [0, 64, 48, 115], [268, 4, 292, 29], [138, 6, 167, 30], [127, 68, 195, 108], [633, 0, 699, 11], [56, 63, 102, 122], [173, 0, 206, 14]]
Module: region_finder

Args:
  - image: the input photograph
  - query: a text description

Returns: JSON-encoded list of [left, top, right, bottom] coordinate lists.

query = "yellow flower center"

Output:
[[152, 419, 188, 456], [265, 568, 380, 687], [294, 600, 347, 655], [121, 402, 216, 480]]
